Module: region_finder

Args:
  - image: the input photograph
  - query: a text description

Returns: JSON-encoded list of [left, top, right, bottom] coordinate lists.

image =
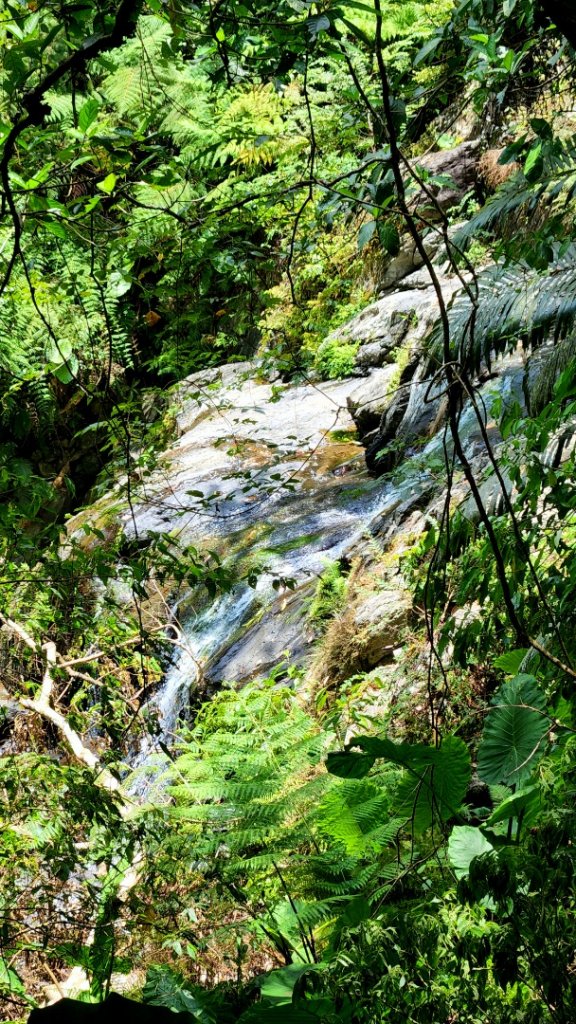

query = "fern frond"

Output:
[[431, 246, 576, 374], [29, 377, 57, 427], [45, 91, 78, 126], [455, 174, 536, 242], [103, 64, 145, 115], [318, 781, 402, 856]]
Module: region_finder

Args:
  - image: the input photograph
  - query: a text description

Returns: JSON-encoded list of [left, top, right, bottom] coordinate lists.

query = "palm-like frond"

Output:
[[430, 246, 576, 375]]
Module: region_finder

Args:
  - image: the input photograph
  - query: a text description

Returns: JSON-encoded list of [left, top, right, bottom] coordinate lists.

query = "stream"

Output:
[[116, 354, 526, 791]]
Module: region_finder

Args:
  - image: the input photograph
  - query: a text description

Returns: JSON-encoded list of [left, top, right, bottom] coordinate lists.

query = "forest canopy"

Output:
[[2, 1, 576, 1022]]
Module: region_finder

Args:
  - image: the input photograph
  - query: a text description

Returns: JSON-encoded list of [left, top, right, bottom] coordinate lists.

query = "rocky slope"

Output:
[[64, 261, 543, 782]]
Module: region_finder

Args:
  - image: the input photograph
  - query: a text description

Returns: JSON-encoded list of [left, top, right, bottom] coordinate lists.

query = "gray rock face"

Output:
[[410, 141, 480, 213], [389, 358, 446, 441], [347, 366, 399, 436], [120, 367, 366, 542], [375, 225, 464, 293], [352, 588, 413, 667], [330, 277, 460, 374], [331, 275, 461, 458], [334, 287, 434, 368]]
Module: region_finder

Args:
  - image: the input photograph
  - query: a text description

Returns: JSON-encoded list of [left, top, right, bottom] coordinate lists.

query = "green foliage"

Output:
[[448, 825, 494, 878], [313, 338, 359, 381], [0, 754, 135, 1004], [477, 675, 548, 787], [431, 245, 576, 375], [308, 562, 348, 626], [328, 733, 471, 828], [4, 0, 576, 1020]]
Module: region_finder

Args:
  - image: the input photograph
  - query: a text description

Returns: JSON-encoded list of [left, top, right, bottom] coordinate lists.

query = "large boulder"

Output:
[[329, 276, 460, 373], [347, 365, 399, 436], [410, 140, 480, 214], [334, 276, 461, 465], [352, 588, 413, 667]]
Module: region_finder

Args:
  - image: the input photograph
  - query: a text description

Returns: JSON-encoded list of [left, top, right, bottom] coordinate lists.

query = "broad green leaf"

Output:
[[307, 14, 331, 37], [329, 735, 470, 828], [326, 750, 374, 778], [46, 339, 72, 363], [107, 270, 132, 298], [413, 34, 442, 67], [43, 219, 68, 239], [523, 141, 543, 181], [486, 784, 540, 827], [392, 736, 471, 828], [342, 895, 371, 926], [0, 959, 26, 995], [493, 649, 528, 674], [529, 117, 553, 141], [448, 826, 494, 878], [97, 173, 117, 194], [477, 676, 548, 786], [357, 220, 376, 250], [78, 98, 100, 133], [52, 354, 80, 384], [378, 220, 400, 256], [260, 965, 317, 1004]]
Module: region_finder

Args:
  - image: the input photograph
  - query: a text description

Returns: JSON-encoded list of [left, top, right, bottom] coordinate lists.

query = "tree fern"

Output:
[[318, 779, 402, 856], [100, 15, 173, 115]]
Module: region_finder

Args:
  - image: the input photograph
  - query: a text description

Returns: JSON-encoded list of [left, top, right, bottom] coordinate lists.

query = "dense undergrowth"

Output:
[[2, 0, 576, 1021]]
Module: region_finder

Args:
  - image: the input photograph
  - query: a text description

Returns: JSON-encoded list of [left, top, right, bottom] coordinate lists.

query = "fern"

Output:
[[28, 378, 57, 428], [318, 780, 403, 856], [436, 133, 576, 374], [166, 680, 413, 964], [429, 245, 576, 374], [101, 15, 173, 115]]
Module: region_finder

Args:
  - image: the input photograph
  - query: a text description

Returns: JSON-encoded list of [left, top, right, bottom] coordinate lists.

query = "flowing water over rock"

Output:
[[111, 351, 527, 783], [124, 366, 385, 770]]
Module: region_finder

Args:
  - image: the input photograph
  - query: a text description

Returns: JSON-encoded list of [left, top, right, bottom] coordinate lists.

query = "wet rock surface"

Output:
[[203, 585, 315, 688], [71, 275, 533, 770], [329, 276, 459, 371]]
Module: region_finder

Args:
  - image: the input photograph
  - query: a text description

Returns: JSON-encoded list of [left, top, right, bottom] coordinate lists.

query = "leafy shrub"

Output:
[[313, 337, 359, 380]]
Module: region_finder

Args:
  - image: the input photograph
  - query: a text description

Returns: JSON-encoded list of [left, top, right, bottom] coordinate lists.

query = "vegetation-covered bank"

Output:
[[2, 0, 576, 1021]]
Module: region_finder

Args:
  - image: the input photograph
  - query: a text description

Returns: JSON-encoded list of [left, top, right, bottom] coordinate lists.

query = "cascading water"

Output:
[[106, 355, 526, 788]]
